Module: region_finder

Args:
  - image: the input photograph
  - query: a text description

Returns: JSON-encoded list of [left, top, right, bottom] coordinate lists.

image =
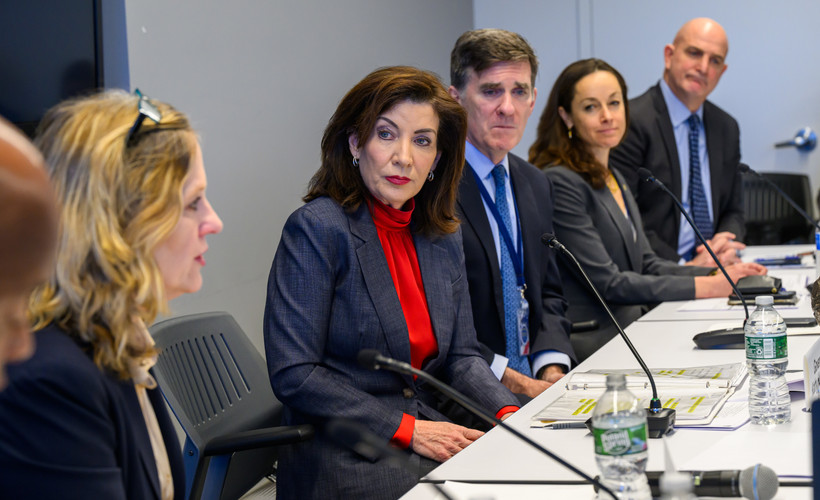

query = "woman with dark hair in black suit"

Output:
[[529, 59, 765, 361]]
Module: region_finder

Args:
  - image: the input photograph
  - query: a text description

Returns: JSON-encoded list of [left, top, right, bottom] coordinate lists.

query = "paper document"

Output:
[[564, 363, 745, 390], [532, 363, 747, 428]]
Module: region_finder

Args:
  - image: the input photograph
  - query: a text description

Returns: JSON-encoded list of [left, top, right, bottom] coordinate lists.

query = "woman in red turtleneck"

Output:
[[264, 67, 520, 500]]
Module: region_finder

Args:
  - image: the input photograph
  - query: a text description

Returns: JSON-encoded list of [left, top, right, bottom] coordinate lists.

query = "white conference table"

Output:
[[401, 246, 818, 500], [639, 244, 817, 323]]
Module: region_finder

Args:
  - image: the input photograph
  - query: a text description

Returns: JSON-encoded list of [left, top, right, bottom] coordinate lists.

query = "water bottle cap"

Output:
[[605, 373, 627, 387], [755, 295, 774, 306]]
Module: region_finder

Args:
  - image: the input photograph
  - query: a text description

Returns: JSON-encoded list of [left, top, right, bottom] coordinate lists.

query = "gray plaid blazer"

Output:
[[264, 197, 518, 499]]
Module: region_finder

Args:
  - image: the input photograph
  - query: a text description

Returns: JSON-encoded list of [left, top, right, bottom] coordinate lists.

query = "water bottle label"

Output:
[[593, 423, 647, 456], [745, 335, 788, 360]]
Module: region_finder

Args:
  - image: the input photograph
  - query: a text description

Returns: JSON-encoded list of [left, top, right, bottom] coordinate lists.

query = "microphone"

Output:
[[541, 233, 675, 438], [739, 163, 820, 232], [356, 349, 618, 499], [325, 419, 456, 500], [637, 168, 750, 349], [645, 464, 779, 500]]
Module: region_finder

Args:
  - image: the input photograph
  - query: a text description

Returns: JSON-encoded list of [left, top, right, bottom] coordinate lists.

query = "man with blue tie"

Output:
[[611, 18, 746, 266], [448, 29, 576, 399]]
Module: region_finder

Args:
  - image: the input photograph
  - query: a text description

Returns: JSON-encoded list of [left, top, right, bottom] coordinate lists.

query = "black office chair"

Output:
[[742, 172, 814, 245], [151, 311, 313, 500]]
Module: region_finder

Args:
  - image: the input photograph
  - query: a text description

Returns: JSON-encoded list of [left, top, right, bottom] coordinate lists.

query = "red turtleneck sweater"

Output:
[[370, 197, 517, 448]]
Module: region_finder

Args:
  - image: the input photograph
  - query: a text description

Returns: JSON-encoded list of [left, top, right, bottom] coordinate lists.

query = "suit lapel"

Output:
[[610, 170, 643, 270], [121, 380, 161, 500], [507, 157, 537, 292], [651, 84, 682, 196], [651, 83, 682, 236], [349, 205, 414, 384], [414, 233, 450, 372], [703, 102, 723, 221], [456, 163, 505, 325], [148, 379, 184, 497]]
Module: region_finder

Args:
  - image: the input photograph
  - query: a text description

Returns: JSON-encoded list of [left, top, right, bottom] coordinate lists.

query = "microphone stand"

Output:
[[541, 234, 675, 438], [357, 349, 618, 499], [637, 168, 750, 346]]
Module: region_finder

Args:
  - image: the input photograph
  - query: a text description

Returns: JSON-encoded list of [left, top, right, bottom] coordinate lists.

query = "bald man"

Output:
[[611, 18, 745, 266], [0, 117, 56, 389]]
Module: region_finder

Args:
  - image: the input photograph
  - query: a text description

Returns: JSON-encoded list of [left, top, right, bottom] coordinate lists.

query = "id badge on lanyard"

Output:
[[471, 168, 530, 356], [517, 286, 530, 356]]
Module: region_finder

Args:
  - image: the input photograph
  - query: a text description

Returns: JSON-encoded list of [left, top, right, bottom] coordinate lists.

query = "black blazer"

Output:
[[456, 153, 576, 368], [545, 166, 711, 361], [0, 324, 185, 500], [610, 83, 745, 262]]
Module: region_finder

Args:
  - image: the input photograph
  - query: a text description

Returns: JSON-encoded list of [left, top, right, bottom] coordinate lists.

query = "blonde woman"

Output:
[[0, 90, 222, 500]]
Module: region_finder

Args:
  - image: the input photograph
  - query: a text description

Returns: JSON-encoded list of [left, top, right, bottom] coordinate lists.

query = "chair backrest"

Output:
[[743, 172, 814, 245], [151, 312, 282, 446], [151, 312, 282, 499]]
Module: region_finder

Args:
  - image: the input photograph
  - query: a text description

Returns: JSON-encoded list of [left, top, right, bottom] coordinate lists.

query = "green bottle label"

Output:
[[745, 334, 788, 360], [593, 423, 648, 456]]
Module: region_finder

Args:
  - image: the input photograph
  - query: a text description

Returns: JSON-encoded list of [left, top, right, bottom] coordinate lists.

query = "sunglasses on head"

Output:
[[125, 89, 162, 147]]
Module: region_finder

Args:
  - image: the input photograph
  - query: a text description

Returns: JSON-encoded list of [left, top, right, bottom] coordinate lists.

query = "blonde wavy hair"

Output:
[[31, 89, 195, 379]]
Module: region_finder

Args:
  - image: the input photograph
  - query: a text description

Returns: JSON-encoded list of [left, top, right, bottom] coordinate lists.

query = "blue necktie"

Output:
[[491, 165, 531, 377], [687, 114, 713, 257]]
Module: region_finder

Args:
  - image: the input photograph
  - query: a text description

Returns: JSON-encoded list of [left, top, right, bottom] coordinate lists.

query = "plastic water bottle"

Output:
[[659, 472, 696, 500], [745, 295, 791, 424], [592, 373, 650, 499]]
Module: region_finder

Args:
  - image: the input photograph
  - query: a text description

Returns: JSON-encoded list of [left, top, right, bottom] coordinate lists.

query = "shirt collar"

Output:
[[659, 79, 703, 127], [465, 141, 509, 180]]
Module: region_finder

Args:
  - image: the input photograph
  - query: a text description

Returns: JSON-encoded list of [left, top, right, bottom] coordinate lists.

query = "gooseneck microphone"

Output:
[[645, 464, 779, 500], [325, 419, 456, 500], [541, 233, 675, 438], [739, 163, 820, 232], [356, 349, 618, 499], [637, 168, 751, 348]]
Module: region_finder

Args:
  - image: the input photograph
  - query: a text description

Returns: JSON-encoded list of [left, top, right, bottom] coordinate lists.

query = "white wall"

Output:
[[124, 1, 473, 353], [124, 1, 820, 353], [475, 0, 820, 216]]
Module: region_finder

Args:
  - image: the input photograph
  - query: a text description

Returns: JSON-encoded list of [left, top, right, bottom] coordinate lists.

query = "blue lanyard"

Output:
[[471, 167, 526, 288]]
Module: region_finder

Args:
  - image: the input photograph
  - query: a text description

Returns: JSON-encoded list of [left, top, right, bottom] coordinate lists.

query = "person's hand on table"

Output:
[[687, 232, 745, 266], [411, 420, 484, 462]]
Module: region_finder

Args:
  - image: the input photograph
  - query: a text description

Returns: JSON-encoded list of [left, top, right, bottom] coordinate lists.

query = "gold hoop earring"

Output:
[[427, 171, 435, 182], [567, 128, 573, 139]]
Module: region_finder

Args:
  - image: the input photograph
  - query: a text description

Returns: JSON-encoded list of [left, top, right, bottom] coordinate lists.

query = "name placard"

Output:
[[802, 336, 820, 410]]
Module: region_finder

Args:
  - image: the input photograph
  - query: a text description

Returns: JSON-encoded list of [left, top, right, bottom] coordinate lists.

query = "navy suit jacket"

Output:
[[456, 154, 575, 368], [0, 324, 185, 500], [610, 83, 745, 262], [545, 166, 710, 361], [264, 197, 519, 500]]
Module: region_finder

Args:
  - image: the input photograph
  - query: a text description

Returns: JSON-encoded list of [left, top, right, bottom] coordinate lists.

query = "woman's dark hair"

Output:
[[528, 58, 629, 188], [305, 66, 467, 236]]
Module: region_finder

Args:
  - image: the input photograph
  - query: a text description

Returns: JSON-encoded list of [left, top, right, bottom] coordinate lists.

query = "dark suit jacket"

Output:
[[610, 83, 745, 262], [544, 166, 711, 361], [264, 197, 519, 500], [456, 154, 575, 368], [0, 324, 185, 500]]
